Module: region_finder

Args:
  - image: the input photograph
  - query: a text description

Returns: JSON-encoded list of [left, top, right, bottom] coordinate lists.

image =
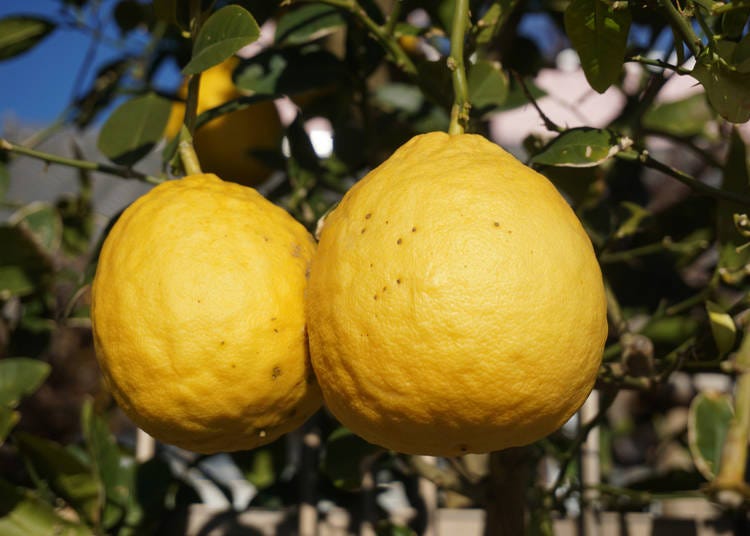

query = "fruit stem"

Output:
[[0, 138, 164, 184], [178, 140, 203, 176], [448, 0, 471, 135]]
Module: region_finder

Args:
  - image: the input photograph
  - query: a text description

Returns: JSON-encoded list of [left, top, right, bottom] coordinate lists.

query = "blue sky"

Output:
[[0, 0, 179, 129]]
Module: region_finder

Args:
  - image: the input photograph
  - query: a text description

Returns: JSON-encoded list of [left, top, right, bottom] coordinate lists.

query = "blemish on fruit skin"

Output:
[[493, 221, 500, 227], [365, 213, 372, 219], [272, 366, 281, 380], [396, 278, 401, 285], [373, 294, 378, 300], [273, 328, 279, 333], [397, 238, 403, 245], [382, 286, 387, 292], [459, 444, 468, 453], [258, 429, 267, 438], [291, 244, 302, 257], [411, 226, 417, 232], [220, 341, 225, 346], [361, 228, 366, 234]]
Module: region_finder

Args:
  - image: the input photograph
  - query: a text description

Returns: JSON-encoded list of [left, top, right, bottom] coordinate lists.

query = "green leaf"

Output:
[[468, 60, 509, 112], [614, 202, 650, 239], [0, 17, 56, 62], [182, 6, 260, 75], [475, 0, 517, 45], [321, 427, 382, 491], [14, 433, 101, 523], [692, 53, 750, 123], [232, 440, 286, 490], [275, 5, 345, 46], [641, 93, 714, 137], [531, 128, 628, 167], [706, 301, 737, 355], [121, 457, 172, 530], [721, 8, 750, 40], [0, 224, 54, 298], [374, 84, 424, 114], [0, 358, 51, 408], [81, 400, 128, 519], [0, 409, 20, 445], [688, 392, 734, 480], [0, 478, 92, 536], [734, 34, 750, 70], [564, 0, 631, 93], [9, 203, 63, 254], [716, 129, 750, 282], [97, 93, 172, 167], [234, 46, 344, 97]]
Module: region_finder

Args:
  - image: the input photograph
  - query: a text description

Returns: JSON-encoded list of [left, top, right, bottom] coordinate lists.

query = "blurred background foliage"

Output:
[[1, 0, 750, 534]]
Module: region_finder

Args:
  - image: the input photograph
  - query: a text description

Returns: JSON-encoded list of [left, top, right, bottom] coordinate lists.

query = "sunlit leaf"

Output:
[[0, 409, 20, 445], [706, 301, 737, 355], [688, 392, 733, 480], [183, 6, 260, 75], [614, 202, 650, 239], [468, 60, 509, 112], [275, 5, 345, 46], [564, 0, 631, 92], [0, 478, 92, 536], [0, 17, 55, 62], [0, 358, 51, 408], [531, 128, 628, 167], [97, 93, 172, 166]]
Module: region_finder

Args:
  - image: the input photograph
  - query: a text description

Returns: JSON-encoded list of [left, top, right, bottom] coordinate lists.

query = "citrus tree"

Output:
[[1, 0, 749, 535]]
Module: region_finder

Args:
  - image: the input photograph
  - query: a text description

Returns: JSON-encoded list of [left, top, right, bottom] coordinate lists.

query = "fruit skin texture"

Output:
[[165, 57, 282, 186], [306, 132, 607, 457], [91, 174, 320, 453]]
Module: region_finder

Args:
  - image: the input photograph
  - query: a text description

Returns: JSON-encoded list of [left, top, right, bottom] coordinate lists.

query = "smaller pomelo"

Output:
[[91, 173, 320, 453]]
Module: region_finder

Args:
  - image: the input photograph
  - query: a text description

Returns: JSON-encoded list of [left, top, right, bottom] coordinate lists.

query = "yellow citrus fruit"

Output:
[[165, 57, 282, 186], [306, 132, 607, 456], [91, 174, 320, 453]]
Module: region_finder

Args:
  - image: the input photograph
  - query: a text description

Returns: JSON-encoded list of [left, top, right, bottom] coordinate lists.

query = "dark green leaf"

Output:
[[0, 158, 8, 201], [692, 52, 750, 123], [641, 93, 714, 137], [706, 301, 737, 355], [9, 203, 63, 254], [183, 6, 260, 75], [721, 8, 750, 40], [0, 409, 20, 444], [717, 129, 750, 282], [0, 358, 51, 408], [564, 0, 631, 93], [14, 433, 100, 523], [81, 400, 128, 519], [114, 0, 146, 36], [468, 60, 509, 112], [321, 427, 382, 491], [121, 457, 172, 529], [688, 392, 733, 480], [97, 93, 172, 167], [733, 33, 750, 72], [275, 5, 345, 46], [0, 478, 92, 536], [0, 225, 53, 298], [0, 17, 55, 61], [531, 128, 627, 167], [235, 46, 344, 97]]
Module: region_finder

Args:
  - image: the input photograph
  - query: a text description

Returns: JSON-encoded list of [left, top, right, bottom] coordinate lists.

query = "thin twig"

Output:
[[511, 71, 563, 133], [0, 138, 163, 184], [617, 150, 750, 205], [660, 0, 703, 57]]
